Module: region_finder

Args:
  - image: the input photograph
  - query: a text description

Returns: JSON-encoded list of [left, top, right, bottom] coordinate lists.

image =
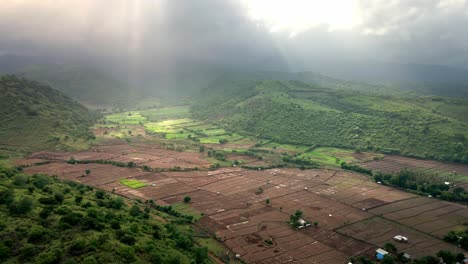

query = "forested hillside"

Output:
[[0, 75, 99, 151], [192, 80, 468, 163], [0, 166, 208, 263]]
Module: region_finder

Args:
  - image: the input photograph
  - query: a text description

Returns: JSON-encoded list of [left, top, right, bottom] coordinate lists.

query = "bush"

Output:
[[183, 196, 191, 203], [0, 243, 10, 260], [82, 256, 97, 264], [13, 174, 28, 186], [0, 188, 15, 205], [69, 239, 87, 256], [8, 196, 33, 215], [117, 245, 136, 262], [54, 192, 64, 204], [119, 234, 137, 245], [33, 175, 50, 188], [28, 226, 47, 243], [19, 244, 36, 261], [35, 249, 62, 264], [95, 190, 105, 199], [193, 246, 208, 264]]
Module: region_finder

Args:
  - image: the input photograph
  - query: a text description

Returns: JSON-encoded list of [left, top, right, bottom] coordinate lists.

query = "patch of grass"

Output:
[[119, 179, 147, 189], [172, 203, 203, 221], [105, 112, 147, 125]]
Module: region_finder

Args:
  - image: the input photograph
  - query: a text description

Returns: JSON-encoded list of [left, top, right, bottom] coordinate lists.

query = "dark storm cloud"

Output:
[[0, 0, 287, 76], [0, 0, 467, 81]]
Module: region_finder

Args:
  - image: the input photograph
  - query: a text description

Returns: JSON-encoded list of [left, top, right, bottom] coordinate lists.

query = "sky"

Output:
[[0, 0, 467, 81]]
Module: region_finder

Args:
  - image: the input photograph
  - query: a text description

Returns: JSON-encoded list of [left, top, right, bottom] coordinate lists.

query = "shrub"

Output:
[[119, 234, 136, 245], [54, 192, 64, 204], [35, 249, 62, 264], [0, 188, 15, 205], [183, 196, 191, 203], [69, 239, 87, 256], [95, 190, 105, 199], [28, 226, 47, 243], [13, 174, 28, 186], [33, 175, 50, 188], [0, 243, 10, 260], [8, 196, 33, 215], [19, 244, 36, 261]]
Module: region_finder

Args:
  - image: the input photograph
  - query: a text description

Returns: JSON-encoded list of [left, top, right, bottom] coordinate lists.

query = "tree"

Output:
[[193, 246, 208, 264], [384, 242, 397, 253], [13, 175, 28, 186], [381, 255, 395, 264], [54, 192, 64, 204], [95, 190, 105, 199], [183, 196, 191, 203], [265, 198, 270, 205], [437, 250, 456, 264], [0, 188, 14, 205]]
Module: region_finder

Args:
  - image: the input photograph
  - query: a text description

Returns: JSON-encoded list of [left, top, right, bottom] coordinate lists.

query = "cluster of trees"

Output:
[[372, 169, 468, 203], [339, 164, 468, 204], [207, 150, 226, 161], [145, 199, 194, 222], [340, 162, 372, 176], [282, 154, 318, 168], [444, 229, 468, 249], [0, 166, 209, 263]]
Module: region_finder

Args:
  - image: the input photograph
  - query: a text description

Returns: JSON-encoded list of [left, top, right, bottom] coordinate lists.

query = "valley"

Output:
[[6, 101, 468, 263]]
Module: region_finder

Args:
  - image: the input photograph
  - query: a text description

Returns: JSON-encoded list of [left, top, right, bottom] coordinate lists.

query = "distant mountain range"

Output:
[[1, 54, 468, 100]]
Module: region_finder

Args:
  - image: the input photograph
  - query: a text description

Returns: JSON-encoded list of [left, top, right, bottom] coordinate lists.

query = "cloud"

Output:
[[0, 0, 467, 83]]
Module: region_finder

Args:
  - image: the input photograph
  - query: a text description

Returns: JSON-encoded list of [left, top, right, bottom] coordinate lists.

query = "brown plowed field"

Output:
[[361, 155, 468, 175], [20, 148, 468, 263]]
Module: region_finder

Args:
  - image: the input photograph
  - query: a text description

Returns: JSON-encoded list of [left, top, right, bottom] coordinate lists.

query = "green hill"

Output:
[[0, 75, 99, 151], [0, 166, 208, 263], [192, 80, 468, 163]]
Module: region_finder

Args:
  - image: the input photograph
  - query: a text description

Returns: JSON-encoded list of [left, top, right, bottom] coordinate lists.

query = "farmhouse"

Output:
[[393, 235, 408, 243], [376, 248, 389, 260], [297, 219, 311, 228]]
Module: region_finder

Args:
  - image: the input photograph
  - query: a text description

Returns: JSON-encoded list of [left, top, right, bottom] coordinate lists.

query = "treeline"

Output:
[[340, 164, 468, 204], [0, 166, 209, 263]]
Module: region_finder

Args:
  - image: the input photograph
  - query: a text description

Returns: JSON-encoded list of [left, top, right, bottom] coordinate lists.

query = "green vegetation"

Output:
[[444, 229, 468, 250], [119, 179, 147, 189], [0, 75, 99, 151], [0, 166, 210, 263], [171, 203, 203, 222], [373, 169, 468, 203], [192, 80, 468, 163]]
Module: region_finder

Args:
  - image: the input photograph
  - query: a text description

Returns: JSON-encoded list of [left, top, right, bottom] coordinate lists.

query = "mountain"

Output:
[[0, 55, 134, 106], [0, 75, 99, 151], [192, 80, 468, 163], [15, 64, 135, 106]]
